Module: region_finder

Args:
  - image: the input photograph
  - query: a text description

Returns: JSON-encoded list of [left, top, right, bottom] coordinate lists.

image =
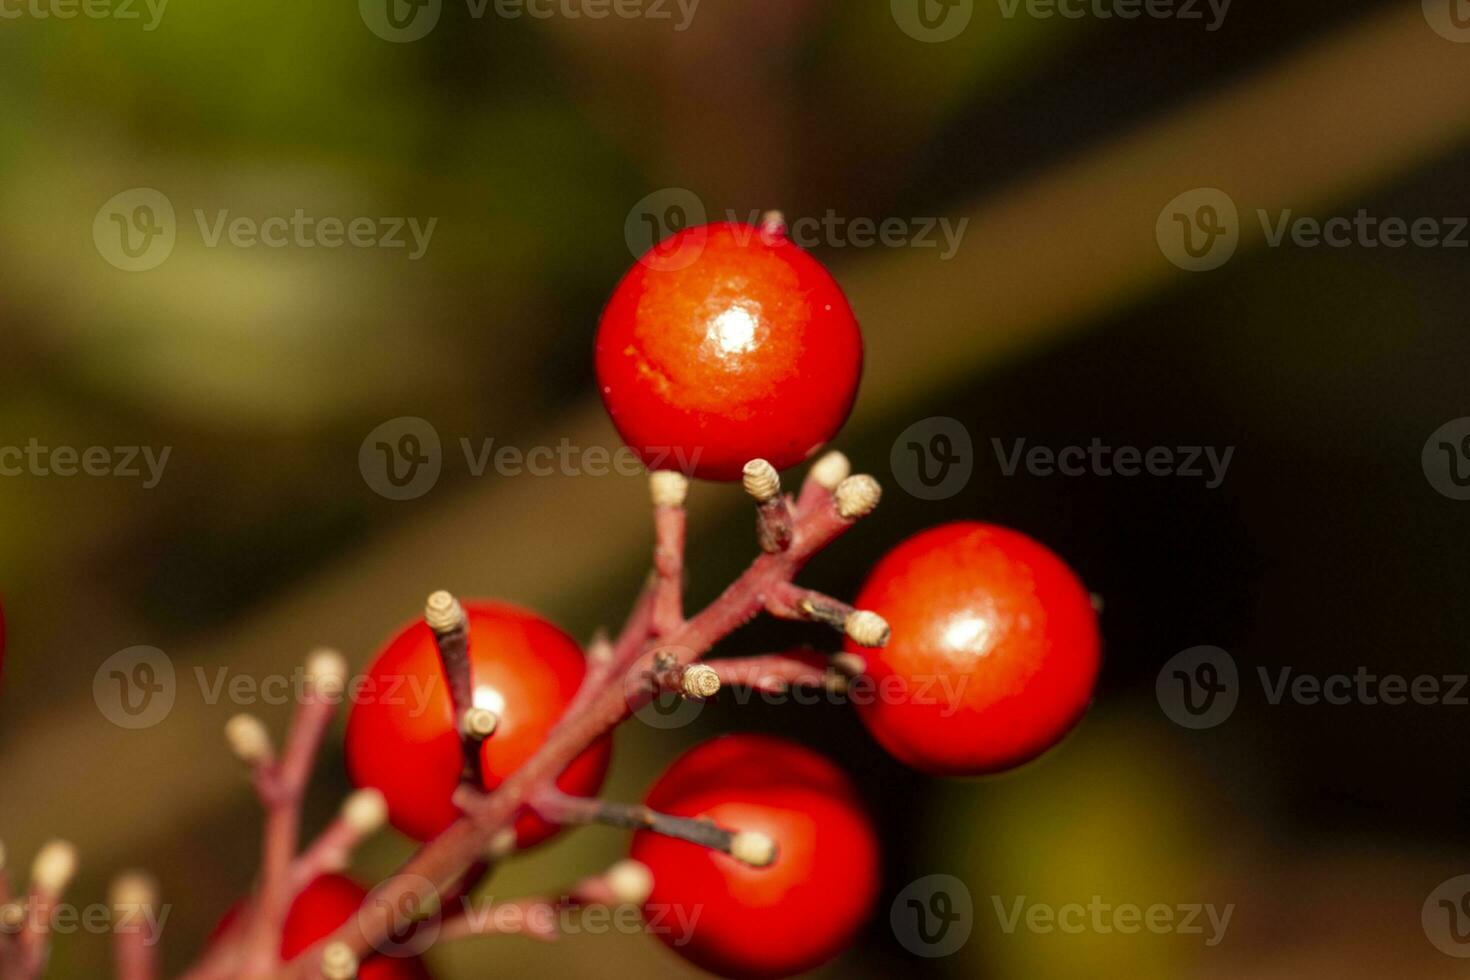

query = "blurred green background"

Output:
[[3, 0, 1470, 977]]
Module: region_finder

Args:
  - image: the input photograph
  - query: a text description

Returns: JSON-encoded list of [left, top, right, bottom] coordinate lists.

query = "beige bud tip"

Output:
[[844, 610, 891, 648], [424, 590, 465, 633], [605, 860, 655, 906], [680, 664, 721, 700], [809, 451, 851, 490], [649, 470, 690, 508], [0, 903, 24, 933], [742, 459, 781, 503], [307, 648, 348, 696], [341, 789, 388, 835], [320, 941, 359, 980], [110, 872, 158, 910], [461, 707, 499, 740], [830, 652, 867, 676], [487, 828, 518, 859], [31, 840, 78, 896], [730, 831, 778, 869], [834, 474, 881, 519], [225, 713, 273, 764]]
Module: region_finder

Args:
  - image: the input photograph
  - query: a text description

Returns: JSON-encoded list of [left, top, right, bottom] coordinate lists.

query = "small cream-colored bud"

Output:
[[424, 591, 466, 633], [605, 859, 655, 905], [225, 714, 273, 765], [809, 451, 851, 490], [834, 474, 881, 519], [341, 789, 388, 835], [844, 610, 891, 648], [730, 831, 777, 868], [110, 872, 158, 911], [830, 652, 867, 676], [306, 648, 348, 698], [487, 828, 518, 859], [742, 459, 781, 503], [31, 840, 78, 897], [649, 470, 690, 508], [461, 708, 499, 740], [0, 904, 24, 934], [320, 941, 359, 980], [680, 665, 721, 700]]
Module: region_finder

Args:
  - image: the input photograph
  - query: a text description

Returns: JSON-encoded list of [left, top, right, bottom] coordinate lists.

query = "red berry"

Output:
[[345, 601, 612, 845], [212, 876, 430, 980], [848, 522, 1101, 776], [596, 221, 863, 481], [630, 734, 878, 979]]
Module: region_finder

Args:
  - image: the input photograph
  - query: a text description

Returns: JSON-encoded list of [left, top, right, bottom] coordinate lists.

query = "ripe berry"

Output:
[[345, 601, 612, 845], [630, 734, 878, 979], [596, 221, 863, 481], [848, 522, 1101, 776], [213, 875, 430, 980]]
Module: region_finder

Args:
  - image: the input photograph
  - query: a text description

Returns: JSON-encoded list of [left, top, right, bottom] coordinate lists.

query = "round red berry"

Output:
[[848, 522, 1101, 776], [345, 601, 612, 845], [596, 221, 863, 481], [212, 875, 430, 980], [630, 734, 878, 979]]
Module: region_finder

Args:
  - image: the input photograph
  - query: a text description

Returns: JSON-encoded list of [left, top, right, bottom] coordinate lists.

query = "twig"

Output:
[[529, 790, 777, 868], [289, 790, 388, 892], [110, 873, 160, 980], [16, 840, 78, 978], [649, 472, 688, 635], [436, 860, 654, 944], [705, 651, 853, 695]]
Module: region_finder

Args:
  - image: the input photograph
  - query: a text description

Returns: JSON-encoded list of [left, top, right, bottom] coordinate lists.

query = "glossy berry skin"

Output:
[[848, 522, 1101, 777], [346, 601, 612, 845], [630, 734, 878, 979], [596, 221, 863, 481], [213, 876, 430, 979]]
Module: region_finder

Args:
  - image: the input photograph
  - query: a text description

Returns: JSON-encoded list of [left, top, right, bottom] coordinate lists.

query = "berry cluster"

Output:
[[0, 215, 1100, 980]]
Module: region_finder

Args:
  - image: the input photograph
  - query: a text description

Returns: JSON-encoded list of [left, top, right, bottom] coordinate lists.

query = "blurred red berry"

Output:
[[848, 522, 1101, 776], [596, 221, 863, 481], [630, 734, 878, 979], [345, 601, 612, 845]]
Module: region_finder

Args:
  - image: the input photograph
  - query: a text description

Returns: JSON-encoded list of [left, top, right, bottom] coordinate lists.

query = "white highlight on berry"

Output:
[[425, 590, 466, 633], [809, 451, 851, 490], [681, 664, 721, 700], [605, 859, 655, 906], [225, 713, 273, 765], [320, 941, 359, 979], [649, 470, 690, 508], [341, 789, 389, 835], [31, 840, 78, 897], [742, 459, 781, 503], [844, 610, 891, 648], [306, 648, 348, 698], [730, 830, 777, 868], [834, 474, 881, 519]]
